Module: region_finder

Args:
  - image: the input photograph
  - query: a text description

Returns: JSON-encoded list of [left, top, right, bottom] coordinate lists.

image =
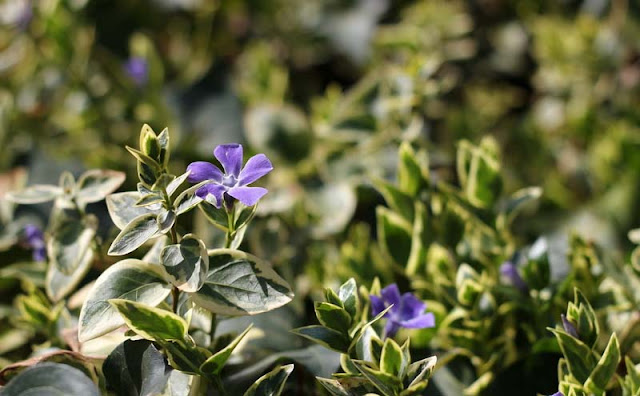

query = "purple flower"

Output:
[[187, 144, 273, 208], [123, 57, 148, 87], [500, 261, 528, 293], [24, 224, 46, 262], [561, 314, 578, 338], [549, 393, 563, 396], [370, 284, 435, 338]]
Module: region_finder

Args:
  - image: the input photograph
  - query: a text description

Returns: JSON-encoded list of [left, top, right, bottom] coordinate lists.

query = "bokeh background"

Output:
[[2, 0, 640, 394]]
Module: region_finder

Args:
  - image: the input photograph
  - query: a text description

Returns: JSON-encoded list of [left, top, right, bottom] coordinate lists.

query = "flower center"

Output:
[[221, 174, 237, 188]]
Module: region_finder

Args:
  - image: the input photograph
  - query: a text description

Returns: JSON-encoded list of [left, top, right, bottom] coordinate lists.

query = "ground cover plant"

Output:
[[2, 0, 640, 395]]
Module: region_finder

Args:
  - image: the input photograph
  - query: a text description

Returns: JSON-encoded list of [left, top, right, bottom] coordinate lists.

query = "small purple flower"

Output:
[[24, 224, 46, 262], [561, 314, 578, 338], [500, 261, 528, 293], [187, 144, 273, 208], [549, 393, 563, 396], [370, 284, 435, 338], [123, 57, 148, 87]]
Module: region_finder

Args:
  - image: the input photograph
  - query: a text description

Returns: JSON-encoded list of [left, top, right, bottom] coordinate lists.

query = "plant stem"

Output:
[[209, 313, 217, 347], [224, 204, 235, 249], [172, 287, 180, 313], [212, 375, 228, 396]]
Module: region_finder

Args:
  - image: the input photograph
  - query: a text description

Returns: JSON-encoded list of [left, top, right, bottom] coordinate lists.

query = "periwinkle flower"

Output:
[[123, 57, 148, 87], [370, 284, 435, 338], [187, 144, 273, 209], [500, 260, 528, 293], [24, 224, 46, 262], [549, 393, 563, 396]]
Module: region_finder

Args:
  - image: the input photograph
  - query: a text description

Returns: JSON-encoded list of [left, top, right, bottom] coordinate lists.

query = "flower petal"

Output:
[[214, 144, 243, 177], [238, 154, 273, 186], [196, 183, 226, 208], [399, 312, 435, 329], [399, 292, 427, 322], [370, 295, 387, 317], [385, 320, 401, 338], [186, 162, 223, 183], [227, 186, 268, 207], [380, 284, 401, 310]]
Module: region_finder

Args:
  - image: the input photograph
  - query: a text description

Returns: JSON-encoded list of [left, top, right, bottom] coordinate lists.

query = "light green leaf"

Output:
[[166, 172, 190, 197], [157, 127, 170, 166], [48, 216, 97, 275], [1, 362, 99, 396], [108, 213, 161, 256], [584, 333, 620, 394], [156, 210, 176, 235], [135, 193, 164, 207], [243, 364, 294, 396], [550, 328, 595, 384], [406, 356, 437, 388], [75, 170, 126, 205], [5, 185, 62, 204], [78, 260, 171, 342], [352, 360, 401, 396], [109, 299, 189, 342], [192, 249, 293, 316], [380, 338, 405, 378], [173, 183, 204, 215], [161, 234, 209, 292], [46, 248, 94, 302], [106, 192, 161, 230], [338, 278, 359, 320], [398, 142, 428, 197], [200, 325, 252, 375]]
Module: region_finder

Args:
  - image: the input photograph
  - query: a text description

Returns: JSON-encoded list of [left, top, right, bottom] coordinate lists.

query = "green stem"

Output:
[[212, 375, 228, 396], [209, 313, 217, 347], [224, 204, 235, 249]]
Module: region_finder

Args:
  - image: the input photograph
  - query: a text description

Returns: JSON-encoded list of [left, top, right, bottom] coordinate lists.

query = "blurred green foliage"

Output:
[[2, 0, 640, 395]]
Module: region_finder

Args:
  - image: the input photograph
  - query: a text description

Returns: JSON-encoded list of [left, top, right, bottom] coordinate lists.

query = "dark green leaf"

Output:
[[315, 302, 351, 334], [550, 329, 595, 384], [380, 338, 405, 377], [377, 207, 412, 266], [338, 278, 358, 320], [103, 339, 171, 396], [161, 234, 209, 292], [243, 364, 294, 396], [292, 325, 350, 353], [1, 362, 99, 396], [192, 249, 293, 316], [584, 334, 620, 393]]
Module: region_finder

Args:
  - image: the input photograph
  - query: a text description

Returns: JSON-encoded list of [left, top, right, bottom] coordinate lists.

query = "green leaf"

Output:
[[75, 169, 126, 205], [140, 125, 161, 160], [166, 172, 190, 197], [142, 236, 168, 264], [373, 178, 415, 221], [46, 248, 94, 302], [235, 204, 258, 230], [584, 333, 620, 394], [156, 210, 176, 235], [398, 142, 428, 197], [456, 139, 502, 208], [406, 356, 437, 388], [315, 302, 351, 334], [352, 360, 401, 396], [377, 206, 412, 266], [157, 127, 170, 166], [135, 193, 164, 207], [161, 234, 209, 292], [200, 325, 252, 375], [5, 185, 62, 204], [497, 186, 542, 229], [48, 215, 96, 275], [78, 260, 171, 342], [550, 328, 595, 384], [243, 364, 294, 396], [199, 202, 229, 231], [126, 146, 161, 170], [102, 339, 171, 396], [338, 278, 359, 320], [380, 338, 405, 378], [108, 213, 161, 256], [1, 362, 99, 396], [109, 299, 189, 342], [173, 183, 204, 215], [292, 326, 350, 353], [192, 249, 293, 316], [107, 192, 162, 230]]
